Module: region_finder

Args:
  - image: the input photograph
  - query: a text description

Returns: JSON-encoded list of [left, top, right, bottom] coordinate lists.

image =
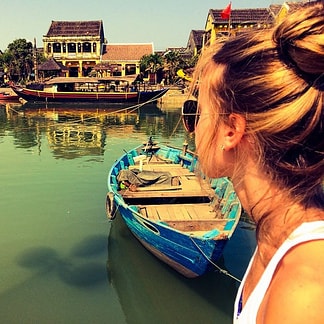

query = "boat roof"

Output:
[[45, 76, 136, 85]]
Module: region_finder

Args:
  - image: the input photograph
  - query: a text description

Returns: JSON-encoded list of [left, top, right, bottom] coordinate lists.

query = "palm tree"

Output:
[[163, 50, 183, 84], [139, 53, 163, 84]]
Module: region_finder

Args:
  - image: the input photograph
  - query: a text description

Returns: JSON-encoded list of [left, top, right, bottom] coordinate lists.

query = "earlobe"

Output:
[[223, 114, 246, 151]]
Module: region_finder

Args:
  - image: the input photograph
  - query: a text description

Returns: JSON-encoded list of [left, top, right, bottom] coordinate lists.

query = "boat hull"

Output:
[[116, 203, 227, 278], [11, 86, 168, 104], [0, 92, 20, 102]]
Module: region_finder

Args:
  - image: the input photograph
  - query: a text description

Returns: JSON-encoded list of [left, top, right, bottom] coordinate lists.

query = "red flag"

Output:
[[221, 2, 232, 19]]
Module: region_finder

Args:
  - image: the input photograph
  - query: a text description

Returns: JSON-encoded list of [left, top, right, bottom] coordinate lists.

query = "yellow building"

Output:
[[96, 43, 154, 77], [43, 20, 105, 77], [275, 1, 317, 24], [204, 8, 276, 46], [42, 21, 154, 78], [186, 30, 205, 57], [202, 2, 320, 47]]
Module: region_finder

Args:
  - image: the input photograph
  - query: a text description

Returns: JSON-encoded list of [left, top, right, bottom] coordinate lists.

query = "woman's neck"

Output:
[[233, 162, 303, 249]]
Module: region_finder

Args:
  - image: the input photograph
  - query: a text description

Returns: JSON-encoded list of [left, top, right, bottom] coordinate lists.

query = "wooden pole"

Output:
[[33, 38, 38, 82]]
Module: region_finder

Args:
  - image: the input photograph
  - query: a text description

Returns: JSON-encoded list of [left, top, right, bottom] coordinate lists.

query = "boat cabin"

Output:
[[42, 77, 136, 93]]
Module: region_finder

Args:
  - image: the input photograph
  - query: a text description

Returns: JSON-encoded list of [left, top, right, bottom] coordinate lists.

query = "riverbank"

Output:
[[157, 86, 189, 108]]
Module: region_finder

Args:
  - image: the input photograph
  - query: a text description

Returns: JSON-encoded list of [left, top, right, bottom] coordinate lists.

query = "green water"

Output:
[[0, 102, 255, 324]]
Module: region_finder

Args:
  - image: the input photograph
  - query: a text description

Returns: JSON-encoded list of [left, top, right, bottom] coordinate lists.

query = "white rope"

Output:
[[190, 236, 241, 282]]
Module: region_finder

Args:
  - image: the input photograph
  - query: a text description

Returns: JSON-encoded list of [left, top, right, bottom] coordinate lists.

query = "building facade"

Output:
[[43, 20, 105, 77], [186, 30, 205, 57], [42, 21, 153, 78], [97, 43, 154, 77], [204, 8, 275, 46]]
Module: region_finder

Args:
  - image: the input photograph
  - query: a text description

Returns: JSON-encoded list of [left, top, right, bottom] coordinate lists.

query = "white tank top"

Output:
[[233, 221, 324, 323]]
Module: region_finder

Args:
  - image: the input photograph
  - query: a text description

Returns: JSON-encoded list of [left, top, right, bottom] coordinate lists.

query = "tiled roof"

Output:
[[45, 20, 103, 37], [102, 43, 154, 61], [38, 57, 67, 71], [209, 8, 274, 24], [269, 4, 282, 17], [191, 30, 205, 47]]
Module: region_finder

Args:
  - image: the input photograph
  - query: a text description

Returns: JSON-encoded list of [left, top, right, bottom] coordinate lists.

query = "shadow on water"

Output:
[[107, 214, 253, 324], [16, 234, 109, 288]]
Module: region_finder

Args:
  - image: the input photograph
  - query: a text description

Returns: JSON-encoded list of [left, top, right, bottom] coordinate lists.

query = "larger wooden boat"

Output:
[[106, 140, 242, 278], [11, 77, 168, 104]]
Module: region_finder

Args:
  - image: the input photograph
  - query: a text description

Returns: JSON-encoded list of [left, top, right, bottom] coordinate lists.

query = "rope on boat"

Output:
[[66, 91, 164, 123], [5, 90, 165, 131], [189, 236, 241, 283], [170, 114, 183, 138]]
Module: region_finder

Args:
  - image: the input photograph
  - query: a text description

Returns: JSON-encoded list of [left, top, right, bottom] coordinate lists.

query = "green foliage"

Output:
[[139, 53, 163, 84], [0, 39, 34, 82], [163, 50, 184, 84], [139, 50, 198, 85], [139, 53, 163, 73]]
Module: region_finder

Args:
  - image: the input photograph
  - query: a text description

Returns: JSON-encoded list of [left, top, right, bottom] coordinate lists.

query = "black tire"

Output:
[[105, 192, 116, 220]]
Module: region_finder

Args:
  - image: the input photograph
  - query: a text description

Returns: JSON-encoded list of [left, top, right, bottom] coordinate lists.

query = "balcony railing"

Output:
[[51, 52, 99, 60]]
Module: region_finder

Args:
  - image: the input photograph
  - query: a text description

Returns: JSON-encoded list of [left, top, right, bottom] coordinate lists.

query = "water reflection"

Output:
[[0, 102, 193, 159], [108, 214, 240, 324]]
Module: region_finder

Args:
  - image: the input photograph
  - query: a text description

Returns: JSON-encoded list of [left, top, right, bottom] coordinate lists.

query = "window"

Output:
[[53, 43, 61, 53], [125, 64, 136, 75], [83, 42, 91, 53], [68, 43, 76, 53]]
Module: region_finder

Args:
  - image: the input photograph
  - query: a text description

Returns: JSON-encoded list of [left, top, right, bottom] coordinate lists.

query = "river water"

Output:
[[0, 101, 256, 324]]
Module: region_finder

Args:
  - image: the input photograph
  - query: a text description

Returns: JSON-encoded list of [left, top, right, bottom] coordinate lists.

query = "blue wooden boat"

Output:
[[106, 140, 242, 278]]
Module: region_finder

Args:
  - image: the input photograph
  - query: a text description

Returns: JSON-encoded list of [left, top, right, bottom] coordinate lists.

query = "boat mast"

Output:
[[33, 38, 38, 82]]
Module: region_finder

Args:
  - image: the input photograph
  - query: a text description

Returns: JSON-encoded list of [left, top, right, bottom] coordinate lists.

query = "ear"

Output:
[[223, 113, 246, 151]]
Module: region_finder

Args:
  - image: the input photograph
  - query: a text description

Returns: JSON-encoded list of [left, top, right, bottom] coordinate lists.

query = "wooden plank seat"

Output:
[[136, 200, 238, 220], [158, 219, 228, 232], [121, 184, 213, 199], [136, 203, 233, 239], [137, 203, 226, 221]]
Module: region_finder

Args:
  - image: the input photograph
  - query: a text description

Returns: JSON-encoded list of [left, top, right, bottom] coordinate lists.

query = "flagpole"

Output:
[[228, 2, 232, 36], [220, 2, 232, 37]]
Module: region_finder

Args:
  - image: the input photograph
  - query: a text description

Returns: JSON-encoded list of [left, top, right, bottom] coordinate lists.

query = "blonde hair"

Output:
[[193, 2, 324, 207]]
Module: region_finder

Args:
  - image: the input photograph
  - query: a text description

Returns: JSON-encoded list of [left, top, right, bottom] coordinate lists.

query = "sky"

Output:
[[1, 0, 279, 52]]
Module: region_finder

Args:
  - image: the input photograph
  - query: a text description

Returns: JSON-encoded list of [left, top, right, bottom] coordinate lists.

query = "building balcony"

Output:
[[51, 52, 100, 60]]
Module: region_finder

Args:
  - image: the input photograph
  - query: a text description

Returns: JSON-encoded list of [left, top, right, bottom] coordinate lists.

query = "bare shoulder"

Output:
[[261, 240, 324, 323]]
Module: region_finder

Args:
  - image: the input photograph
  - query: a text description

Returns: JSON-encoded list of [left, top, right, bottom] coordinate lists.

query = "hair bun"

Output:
[[273, 3, 324, 88]]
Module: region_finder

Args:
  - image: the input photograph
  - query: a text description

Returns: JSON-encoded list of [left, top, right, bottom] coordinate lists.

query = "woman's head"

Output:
[[193, 2, 324, 206]]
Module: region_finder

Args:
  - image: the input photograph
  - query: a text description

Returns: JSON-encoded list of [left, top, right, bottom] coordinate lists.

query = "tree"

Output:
[[163, 50, 184, 84], [139, 53, 163, 84], [1, 39, 33, 82]]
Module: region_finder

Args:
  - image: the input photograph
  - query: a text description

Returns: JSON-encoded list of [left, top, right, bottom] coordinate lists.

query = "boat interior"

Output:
[[117, 148, 240, 238]]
